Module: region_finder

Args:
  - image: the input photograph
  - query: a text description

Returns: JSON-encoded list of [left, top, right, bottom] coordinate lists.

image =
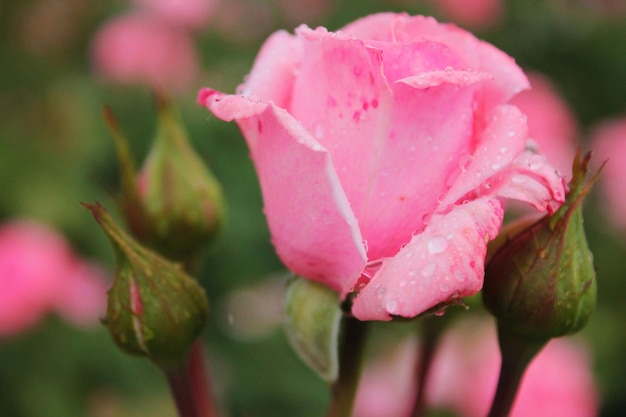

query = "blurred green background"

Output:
[[1, 0, 625, 416]]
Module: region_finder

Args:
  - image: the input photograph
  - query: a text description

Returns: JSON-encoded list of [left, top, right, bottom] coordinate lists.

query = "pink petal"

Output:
[[487, 150, 567, 213], [289, 26, 490, 260], [203, 93, 367, 296], [474, 40, 530, 111], [352, 197, 503, 321], [441, 104, 528, 207], [234, 30, 302, 107]]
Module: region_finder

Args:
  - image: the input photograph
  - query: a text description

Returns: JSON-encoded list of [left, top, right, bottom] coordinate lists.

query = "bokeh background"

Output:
[[1, 0, 625, 416]]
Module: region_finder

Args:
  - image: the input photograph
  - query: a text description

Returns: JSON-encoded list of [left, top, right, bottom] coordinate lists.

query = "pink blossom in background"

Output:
[[132, 0, 219, 31], [429, 0, 503, 29], [427, 318, 598, 417], [199, 13, 566, 321], [0, 220, 107, 337], [510, 72, 579, 179], [351, 318, 597, 417], [352, 337, 417, 417], [91, 13, 199, 93], [589, 117, 626, 229]]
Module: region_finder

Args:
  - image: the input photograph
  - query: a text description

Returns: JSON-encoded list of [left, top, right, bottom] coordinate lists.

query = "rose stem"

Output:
[[326, 316, 370, 417], [410, 316, 446, 417], [164, 339, 218, 417], [486, 327, 547, 417]]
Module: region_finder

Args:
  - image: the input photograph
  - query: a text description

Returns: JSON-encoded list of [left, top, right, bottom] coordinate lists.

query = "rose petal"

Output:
[[485, 150, 567, 213], [441, 104, 528, 206], [235, 30, 302, 106], [352, 197, 503, 321], [207, 94, 367, 296]]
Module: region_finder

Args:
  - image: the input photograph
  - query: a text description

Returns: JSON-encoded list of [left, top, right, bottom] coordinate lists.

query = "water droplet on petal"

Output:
[[500, 146, 508, 153], [512, 175, 526, 184], [399, 279, 407, 287], [428, 236, 448, 254], [453, 269, 467, 282], [527, 154, 544, 170], [313, 122, 325, 139], [386, 299, 398, 314], [459, 155, 473, 172], [421, 262, 436, 277]]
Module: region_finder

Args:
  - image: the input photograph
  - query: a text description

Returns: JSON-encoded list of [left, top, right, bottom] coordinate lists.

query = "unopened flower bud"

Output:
[[284, 276, 343, 382], [84, 203, 208, 367], [483, 152, 600, 339], [104, 94, 224, 262]]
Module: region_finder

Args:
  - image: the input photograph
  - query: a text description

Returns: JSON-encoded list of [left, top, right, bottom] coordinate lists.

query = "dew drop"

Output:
[[453, 269, 467, 282], [386, 299, 398, 314], [491, 163, 501, 170], [313, 122, 325, 139], [527, 154, 544, 170], [511, 175, 526, 184], [459, 155, 473, 172], [500, 146, 508, 153], [428, 236, 448, 254], [421, 262, 436, 277], [399, 279, 407, 287], [439, 282, 450, 292], [434, 309, 446, 317]]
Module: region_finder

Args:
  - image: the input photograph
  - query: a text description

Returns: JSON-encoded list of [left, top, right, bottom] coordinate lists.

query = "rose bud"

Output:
[[105, 95, 224, 264], [84, 203, 208, 368], [483, 152, 600, 339]]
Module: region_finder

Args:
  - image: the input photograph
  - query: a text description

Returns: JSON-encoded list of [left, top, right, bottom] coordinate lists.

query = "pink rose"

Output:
[[0, 220, 107, 337], [427, 318, 598, 417], [198, 13, 565, 320], [351, 318, 597, 417], [589, 116, 626, 229], [91, 13, 199, 93], [131, 0, 219, 30]]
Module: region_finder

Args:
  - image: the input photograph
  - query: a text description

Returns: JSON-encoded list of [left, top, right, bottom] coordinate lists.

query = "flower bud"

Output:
[[483, 152, 600, 339], [284, 276, 343, 382], [84, 203, 208, 367], [104, 94, 224, 263]]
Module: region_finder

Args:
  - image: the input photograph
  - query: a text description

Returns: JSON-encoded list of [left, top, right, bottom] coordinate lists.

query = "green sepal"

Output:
[[284, 277, 343, 383]]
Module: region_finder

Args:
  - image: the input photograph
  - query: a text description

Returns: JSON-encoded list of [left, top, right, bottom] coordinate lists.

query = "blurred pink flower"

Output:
[[0, 220, 108, 337], [430, 0, 503, 29], [199, 13, 565, 321], [91, 13, 199, 93], [588, 116, 626, 229], [352, 337, 417, 417], [132, 0, 219, 30], [428, 318, 598, 417], [352, 318, 597, 417], [511, 72, 579, 179]]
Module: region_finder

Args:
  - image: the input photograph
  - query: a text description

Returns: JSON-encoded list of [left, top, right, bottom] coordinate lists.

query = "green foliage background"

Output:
[[1, 0, 625, 416]]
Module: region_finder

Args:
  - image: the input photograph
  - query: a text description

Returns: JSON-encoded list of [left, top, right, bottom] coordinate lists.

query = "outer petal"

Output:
[[441, 104, 528, 207], [483, 150, 567, 213], [235, 30, 302, 107], [352, 197, 503, 321], [201, 93, 367, 296]]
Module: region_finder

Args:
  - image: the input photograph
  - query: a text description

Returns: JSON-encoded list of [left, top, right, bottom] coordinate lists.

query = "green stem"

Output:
[[326, 316, 370, 417], [486, 328, 548, 417], [410, 317, 447, 417], [164, 340, 218, 417]]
